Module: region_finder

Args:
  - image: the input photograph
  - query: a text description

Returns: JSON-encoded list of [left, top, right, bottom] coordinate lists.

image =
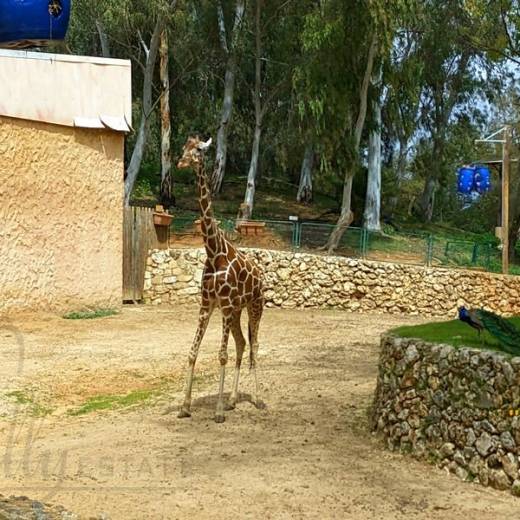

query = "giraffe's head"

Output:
[[177, 136, 213, 169]]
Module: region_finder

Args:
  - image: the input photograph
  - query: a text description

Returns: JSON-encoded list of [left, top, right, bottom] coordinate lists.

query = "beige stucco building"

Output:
[[0, 49, 132, 313]]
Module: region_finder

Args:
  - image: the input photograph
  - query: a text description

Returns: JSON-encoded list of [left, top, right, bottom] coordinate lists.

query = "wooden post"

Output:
[[502, 125, 512, 274]]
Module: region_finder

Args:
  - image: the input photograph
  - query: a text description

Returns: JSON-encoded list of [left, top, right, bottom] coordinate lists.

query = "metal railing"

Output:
[[167, 214, 508, 273]]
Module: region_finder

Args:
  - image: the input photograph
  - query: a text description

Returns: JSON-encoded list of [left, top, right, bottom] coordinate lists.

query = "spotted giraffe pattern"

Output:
[[176, 136, 265, 423]]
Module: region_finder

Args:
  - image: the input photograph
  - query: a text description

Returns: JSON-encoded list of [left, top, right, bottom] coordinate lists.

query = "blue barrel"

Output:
[[473, 165, 491, 193], [0, 0, 71, 48], [457, 166, 475, 194]]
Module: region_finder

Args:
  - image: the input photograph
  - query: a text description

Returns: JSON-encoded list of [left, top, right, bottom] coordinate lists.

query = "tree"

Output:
[[124, 1, 178, 206], [326, 33, 378, 252], [240, 0, 293, 220], [364, 65, 383, 231], [297, 145, 314, 204], [159, 28, 174, 208], [211, 0, 246, 194]]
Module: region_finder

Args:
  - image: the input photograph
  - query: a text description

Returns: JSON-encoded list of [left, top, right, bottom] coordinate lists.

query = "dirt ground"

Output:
[[1, 306, 519, 519]]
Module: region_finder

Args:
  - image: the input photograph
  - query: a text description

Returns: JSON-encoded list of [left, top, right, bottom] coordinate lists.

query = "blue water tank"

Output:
[[0, 0, 71, 48], [457, 166, 475, 194], [473, 165, 491, 193]]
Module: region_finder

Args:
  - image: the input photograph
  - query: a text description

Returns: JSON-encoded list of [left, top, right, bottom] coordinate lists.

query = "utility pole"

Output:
[[502, 125, 512, 274], [475, 125, 513, 275]]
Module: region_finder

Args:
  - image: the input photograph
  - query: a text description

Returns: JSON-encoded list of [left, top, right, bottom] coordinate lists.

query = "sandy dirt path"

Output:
[[0, 306, 519, 519]]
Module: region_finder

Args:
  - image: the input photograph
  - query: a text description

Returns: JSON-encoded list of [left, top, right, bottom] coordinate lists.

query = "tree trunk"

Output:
[[240, 0, 264, 222], [418, 176, 437, 222], [388, 141, 407, 216], [417, 136, 443, 222], [241, 125, 262, 221], [124, 21, 164, 206], [297, 144, 314, 203], [327, 175, 354, 254], [364, 67, 382, 231], [95, 20, 111, 58], [211, 0, 245, 194], [159, 29, 173, 209], [325, 33, 377, 253], [124, 0, 177, 206]]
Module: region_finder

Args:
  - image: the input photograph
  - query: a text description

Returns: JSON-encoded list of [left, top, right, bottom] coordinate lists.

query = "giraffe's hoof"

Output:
[[214, 414, 226, 423], [177, 409, 191, 419], [224, 402, 236, 411], [255, 400, 267, 410]]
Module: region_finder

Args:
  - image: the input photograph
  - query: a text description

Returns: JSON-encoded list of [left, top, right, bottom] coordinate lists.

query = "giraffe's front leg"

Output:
[[177, 301, 213, 418], [215, 312, 232, 423]]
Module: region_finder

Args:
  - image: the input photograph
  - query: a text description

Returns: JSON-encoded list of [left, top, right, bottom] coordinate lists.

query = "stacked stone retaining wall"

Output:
[[371, 335, 520, 495], [143, 248, 520, 317]]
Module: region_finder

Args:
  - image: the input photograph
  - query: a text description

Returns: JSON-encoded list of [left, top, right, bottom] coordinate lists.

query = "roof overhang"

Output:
[[0, 49, 132, 132]]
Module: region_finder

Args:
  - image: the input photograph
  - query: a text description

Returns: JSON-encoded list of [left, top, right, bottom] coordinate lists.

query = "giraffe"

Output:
[[176, 136, 265, 423]]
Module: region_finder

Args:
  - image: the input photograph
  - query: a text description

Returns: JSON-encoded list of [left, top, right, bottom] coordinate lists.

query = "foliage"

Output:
[[65, 0, 520, 252], [63, 309, 119, 320]]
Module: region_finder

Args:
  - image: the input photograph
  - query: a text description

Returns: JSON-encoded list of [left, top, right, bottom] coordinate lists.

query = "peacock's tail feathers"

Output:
[[475, 309, 520, 355]]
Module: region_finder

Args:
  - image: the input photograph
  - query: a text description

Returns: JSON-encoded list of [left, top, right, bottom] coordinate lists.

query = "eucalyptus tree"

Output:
[[240, 0, 301, 220], [294, 0, 408, 252], [210, 0, 246, 194], [363, 64, 383, 231]]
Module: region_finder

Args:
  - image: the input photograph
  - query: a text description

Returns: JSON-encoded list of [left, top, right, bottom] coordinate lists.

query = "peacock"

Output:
[[458, 306, 520, 355]]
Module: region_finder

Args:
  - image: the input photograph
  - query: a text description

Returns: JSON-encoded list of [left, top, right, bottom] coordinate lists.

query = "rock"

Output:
[[440, 442, 455, 458], [489, 469, 511, 490], [404, 345, 419, 364], [453, 450, 466, 467], [501, 452, 519, 480], [476, 432, 496, 457], [479, 466, 490, 486], [455, 465, 469, 481], [468, 455, 482, 476], [500, 431, 516, 451], [466, 429, 476, 447], [512, 479, 520, 496]]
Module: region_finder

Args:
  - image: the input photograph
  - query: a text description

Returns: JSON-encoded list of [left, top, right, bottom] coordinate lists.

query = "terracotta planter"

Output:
[[153, 212, 174, 227]]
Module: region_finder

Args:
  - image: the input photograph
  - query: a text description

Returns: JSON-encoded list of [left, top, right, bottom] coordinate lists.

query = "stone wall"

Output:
[[371, 335, 520, 495], [143, 248, 520, 316]]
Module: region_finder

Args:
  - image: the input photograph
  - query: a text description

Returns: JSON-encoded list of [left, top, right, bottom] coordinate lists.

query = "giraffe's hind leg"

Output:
[[226, 310, 246, 410], [215, 308, 233, 423], [248, 298, 265, 409]]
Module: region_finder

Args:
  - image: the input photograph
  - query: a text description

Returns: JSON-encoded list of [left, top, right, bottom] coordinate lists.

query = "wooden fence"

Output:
[[123, 206, 167, 301]]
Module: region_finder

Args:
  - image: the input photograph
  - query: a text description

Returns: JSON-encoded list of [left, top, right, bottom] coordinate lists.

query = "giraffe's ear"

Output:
[[197, 138, 213, 151]]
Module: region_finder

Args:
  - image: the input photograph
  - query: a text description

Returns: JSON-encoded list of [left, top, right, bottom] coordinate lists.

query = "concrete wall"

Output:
[[0, 116, 124, 313], [371, 335, 520, 495], [143, 248, 520, 317]]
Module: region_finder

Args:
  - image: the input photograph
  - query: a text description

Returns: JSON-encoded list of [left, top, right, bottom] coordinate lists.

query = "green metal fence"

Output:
[[365, 231, 429, 265], [167, 214, 508, 273], [298, 223, 367, 258]]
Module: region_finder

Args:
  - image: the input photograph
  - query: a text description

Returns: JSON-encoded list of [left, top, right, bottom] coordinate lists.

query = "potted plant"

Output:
[[153, 205, 174, 227]]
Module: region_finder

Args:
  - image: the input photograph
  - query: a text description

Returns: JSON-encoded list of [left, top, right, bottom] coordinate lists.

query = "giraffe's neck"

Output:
[[196, 161, 221, 257]]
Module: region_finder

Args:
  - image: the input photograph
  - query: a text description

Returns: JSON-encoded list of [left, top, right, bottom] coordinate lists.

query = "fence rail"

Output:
[[163, 211, 509, 274]]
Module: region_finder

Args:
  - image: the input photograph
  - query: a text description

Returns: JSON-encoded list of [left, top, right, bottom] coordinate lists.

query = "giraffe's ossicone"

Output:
[[175, 136, 265, 423]]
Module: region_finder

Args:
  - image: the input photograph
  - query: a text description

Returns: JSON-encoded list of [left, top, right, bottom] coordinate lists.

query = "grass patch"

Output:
[[6, 390, 52, 417], [393, 317, 520, 352], [69, 372, 216, 417], [63, 308, 119, 320], [69, 389, 156, 416]]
